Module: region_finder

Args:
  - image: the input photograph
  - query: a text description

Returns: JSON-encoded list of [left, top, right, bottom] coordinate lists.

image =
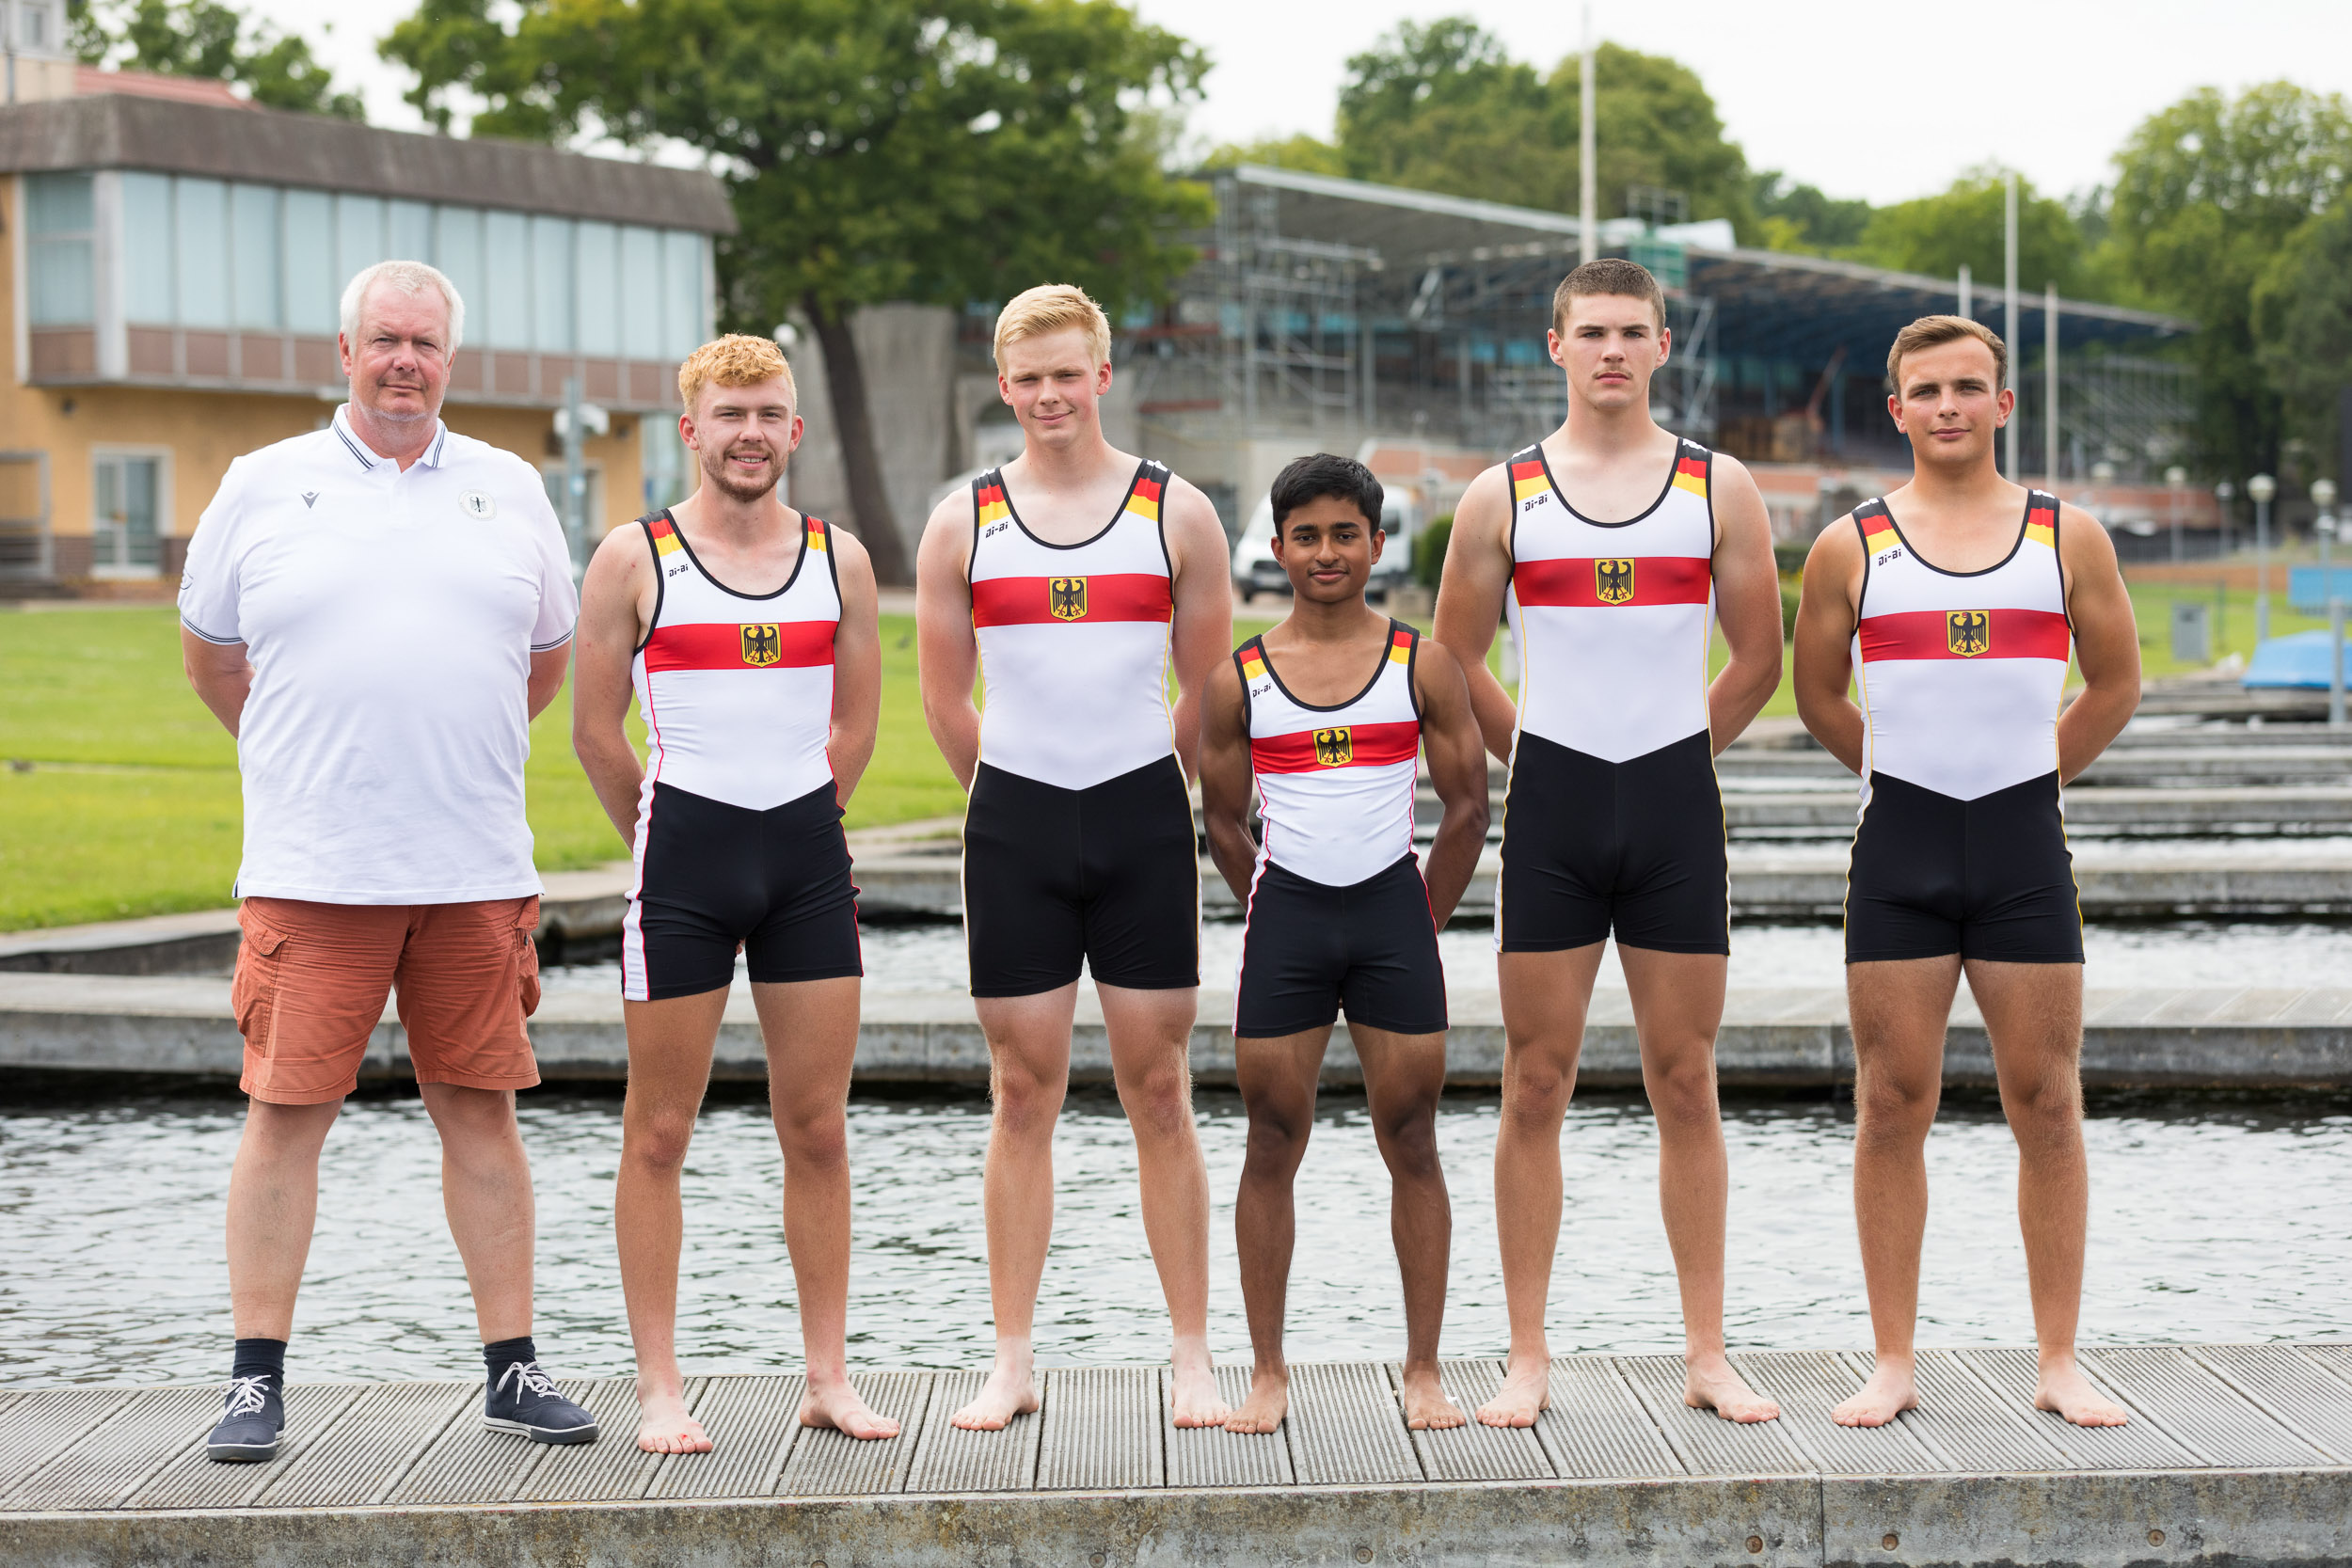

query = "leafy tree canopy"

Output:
[[2252, 196, 2352, 480], [1202, 133, 1346, 178], [1327, 19, 1753, 232], [1851, 166, 2086, 294], [69, 0, 363, 119], [2111, 82, 2352, 479], [1749, 172, 1872, 255], [381, 0, 1212, 583]]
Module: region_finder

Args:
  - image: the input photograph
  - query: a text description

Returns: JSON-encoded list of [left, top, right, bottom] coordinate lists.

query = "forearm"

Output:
[[829, 722, 878, 807], [1461, 661, 1518, 762], [1169, 689, 1203, 781], [1421, 802, 1489, 927], [1706, 645, 1782, 755], [2057, 680, 2137, 784], [573, 732, 645, 843], [188, 669, 251, 737], [925, 699, 982, 790], [1205, 816, 1258, 903], [1795, 688, 1866, 774]]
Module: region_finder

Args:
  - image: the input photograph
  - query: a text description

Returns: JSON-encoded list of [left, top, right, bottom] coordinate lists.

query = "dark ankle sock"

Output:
[[484, 1335, 537, 1383], [231, 1338, 287, 1385]]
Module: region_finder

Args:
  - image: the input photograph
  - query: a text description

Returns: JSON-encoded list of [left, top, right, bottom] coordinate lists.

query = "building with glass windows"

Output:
[[1, 78, 733, 587]]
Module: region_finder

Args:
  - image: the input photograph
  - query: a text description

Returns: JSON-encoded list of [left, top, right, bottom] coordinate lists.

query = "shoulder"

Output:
[[1449, 463, 1516, 537], [1159, 467, 1227, 537], [1804, 514, 1867, 571], [823, 516, 875, 577], [443, 432, 549, 499], [1705, 448, 1762, 496], [917, 484, 978, 570], [2051, 498, 2118, 568]]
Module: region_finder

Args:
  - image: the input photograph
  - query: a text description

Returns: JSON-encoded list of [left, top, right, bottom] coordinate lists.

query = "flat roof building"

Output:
[[2, 63, 734, 589]]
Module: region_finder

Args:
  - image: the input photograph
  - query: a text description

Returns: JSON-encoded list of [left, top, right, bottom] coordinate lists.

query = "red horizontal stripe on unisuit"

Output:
[[1859, 608, 2072, 662], [1513, 554, 1711, 608], [971, 572, 1173, 627], [643, 619, 836, 672], [1252, 719, 1421, 774]]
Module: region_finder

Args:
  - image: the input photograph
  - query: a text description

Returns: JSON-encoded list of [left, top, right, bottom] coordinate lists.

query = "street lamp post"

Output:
[[2316, 477, 2343, 728], [2166, 465, 2187, 564], [2249, 473, 2277, 644]]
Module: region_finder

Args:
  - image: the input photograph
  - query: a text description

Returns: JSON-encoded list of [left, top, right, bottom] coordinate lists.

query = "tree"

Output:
[[384, 0, 1212, 585], [2111, 82, 2352, 481], [1328, 19, 1752, 231], [1749, 172, 1872, 255], [69, 0, 363, 119], [1203, 133, 1347, 178], [2253, 197, 2352, 480], [1852, 166, 2086, 294]]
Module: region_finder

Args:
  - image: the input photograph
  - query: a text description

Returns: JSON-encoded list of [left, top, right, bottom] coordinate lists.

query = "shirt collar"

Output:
[[331, 404, 451, 471]]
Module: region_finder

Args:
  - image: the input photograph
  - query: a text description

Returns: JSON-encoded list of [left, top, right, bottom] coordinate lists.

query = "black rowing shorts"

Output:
[[1234, 854, 1447, 1039], [963, 755, 1200, 997], [621, 780, 862, 1001], [1846, 769, 2083, 964], [1498, 729, 1730, 956]]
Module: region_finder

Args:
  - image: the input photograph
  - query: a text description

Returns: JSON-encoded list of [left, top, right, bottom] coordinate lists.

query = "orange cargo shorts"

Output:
[[231, 895, 544, 1104]]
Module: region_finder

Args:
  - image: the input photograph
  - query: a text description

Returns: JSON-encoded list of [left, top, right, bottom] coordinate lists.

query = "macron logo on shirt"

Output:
[[301, 492, 319, 509]]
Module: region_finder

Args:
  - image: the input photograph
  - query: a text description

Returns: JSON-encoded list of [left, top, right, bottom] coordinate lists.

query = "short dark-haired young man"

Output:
[[1792, 317, 2138, 1428], [1435, 258, 1786, 1428], [1200, 454, 1490, 1433]]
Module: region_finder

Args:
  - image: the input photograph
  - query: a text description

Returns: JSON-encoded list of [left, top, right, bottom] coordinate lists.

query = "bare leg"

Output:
[[1616, 946, 1778, 1423], [750, 976, 898, 1440], [1477, 942, 1604, 1428], [611, 987, 727, 1454], [417, 1081, 537, 1347], [225, 1098, 343, 1339], [953, 984, 1076, 1430], [1969, 959, 2128, 1428], [1225, 1028, 1327, 1434], [1356, 1024, 1463, 1431], [1100, 982, 1228, 1428], [1833, 956, 1958, 1427]]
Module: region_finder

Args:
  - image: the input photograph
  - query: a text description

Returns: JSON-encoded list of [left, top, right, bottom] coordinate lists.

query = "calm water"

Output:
[[542, 920, 2352, 998], [5, 1088, 2347, 1386]]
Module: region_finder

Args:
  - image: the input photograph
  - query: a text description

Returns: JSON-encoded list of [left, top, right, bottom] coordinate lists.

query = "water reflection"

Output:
[[5, 1088, 2347, 1386]]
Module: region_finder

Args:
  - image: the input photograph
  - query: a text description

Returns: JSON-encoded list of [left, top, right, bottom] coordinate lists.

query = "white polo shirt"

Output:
[[179, 405, 579, 905]]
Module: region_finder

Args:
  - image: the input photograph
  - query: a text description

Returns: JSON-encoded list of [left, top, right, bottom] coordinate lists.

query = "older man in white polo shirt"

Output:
[[180, 260, 597, 1461]]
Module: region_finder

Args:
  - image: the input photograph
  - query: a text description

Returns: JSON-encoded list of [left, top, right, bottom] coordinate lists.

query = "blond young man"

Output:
[[1792, 317, 2137, 1429], [574, 335, 894, 1451], [914, 284, 1232, 1431], [1435, 258, 1785, 1428]]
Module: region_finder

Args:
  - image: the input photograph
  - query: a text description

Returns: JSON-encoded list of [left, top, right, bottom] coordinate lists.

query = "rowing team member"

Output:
[[181, 265, 2138, 1463]]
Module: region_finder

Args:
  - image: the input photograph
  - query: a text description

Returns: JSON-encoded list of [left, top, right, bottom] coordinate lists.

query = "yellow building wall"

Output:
[[3, 175, 646, 588]]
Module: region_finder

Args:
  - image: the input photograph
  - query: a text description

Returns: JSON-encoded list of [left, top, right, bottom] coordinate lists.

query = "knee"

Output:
[[1241, 1109, 1311, 1173], [1853, 1073, 1937, 1141], [775, 1106, 849, 1171], [1645, 1050, 1719, 1128], [1118, 1062, 1194, 1143], [2001, 1068, 2082, 1146], [624, 1112, 697, 1177], [989, 1065, 1065, 1137], [1502, 1054, 1574, 1122], [1375, 1104, 1442, 1180]]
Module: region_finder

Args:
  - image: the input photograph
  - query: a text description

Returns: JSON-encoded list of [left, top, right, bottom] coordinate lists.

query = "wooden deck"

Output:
[[7, 1345, 2351, 1566]]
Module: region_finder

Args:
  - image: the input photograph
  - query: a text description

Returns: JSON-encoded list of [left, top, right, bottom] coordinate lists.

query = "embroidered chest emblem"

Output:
[[1595, 558, 1635, 605], [739, 624, 784, 666], [1313, 727, 1354, 767], [1947, 610, 1991, 657], [459, 490, 498, 521], [1048, 577, 1089, 621]]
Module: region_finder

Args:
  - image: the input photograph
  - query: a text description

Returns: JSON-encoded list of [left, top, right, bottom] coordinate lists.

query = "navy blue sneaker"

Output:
[[205, 1373, 284, 1463], [484, 1359, 598, 1444]]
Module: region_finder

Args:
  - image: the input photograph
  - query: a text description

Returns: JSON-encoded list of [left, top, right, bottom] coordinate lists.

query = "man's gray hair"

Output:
[[340, 261, 466, 354]]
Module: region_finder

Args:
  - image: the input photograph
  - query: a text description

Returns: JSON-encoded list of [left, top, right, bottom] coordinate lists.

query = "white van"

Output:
[[1231, 492, 1418, 603]]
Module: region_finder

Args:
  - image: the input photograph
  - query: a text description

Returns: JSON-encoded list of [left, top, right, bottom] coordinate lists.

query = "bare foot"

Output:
[[1831, 1357, 1917, 1428], [2035, 1359, 2131, 1427], [635, 1387, 713, 1454], [1686, 1353, 1780, 1423], [800, 1377, 900, 1441], [1224, 1368, 1288, 1433], [1169, 1349, 1232, 1429], [1475, 1352, 1551, 1429], [1399, 1365, 1467, 1431], [951, 1357, 1040, 1432]]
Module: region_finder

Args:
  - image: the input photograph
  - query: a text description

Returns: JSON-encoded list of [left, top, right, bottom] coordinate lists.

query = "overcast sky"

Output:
[[243, 0, 2352, 206]]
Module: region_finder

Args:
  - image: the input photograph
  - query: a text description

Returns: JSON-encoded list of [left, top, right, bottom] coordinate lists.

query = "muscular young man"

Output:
[[1435, 258, 1785, 1428], [574, 334, 897, 1452], [1792, 316, 2137, 1429], [914, 284, 1232, 1431], [1200, 455, 1489, 1436]]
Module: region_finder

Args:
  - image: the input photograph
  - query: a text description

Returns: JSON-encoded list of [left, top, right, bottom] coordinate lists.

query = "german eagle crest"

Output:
[[1947, 610, 1990, 657], [739, 623, 783, 666], [1048, 577, 1089, 621], [1313, 727, 1353, 766], [1595, 558, 1635, 604]]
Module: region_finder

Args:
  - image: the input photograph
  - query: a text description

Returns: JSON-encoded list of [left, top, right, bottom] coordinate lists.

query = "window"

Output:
[[176, 178, 230, 329], [92, 455, 163, 576], [122, 172, 175, 325], [531, 215, 574, 355], [619, 226, 662, 359], [576, 221, 618, 357], [335, 195, 386, 297], [24, 172, 95, 326], [388, 199, 433, 265], [283, 189, 336, 334], [231, 183, 280, 330], [483, 210, 531, 349], [435, 205, 485, 343], [662, 230, 704, 357]]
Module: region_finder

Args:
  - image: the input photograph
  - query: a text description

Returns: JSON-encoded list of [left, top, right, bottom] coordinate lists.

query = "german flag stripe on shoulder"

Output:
[[1388, 627, 1413, 664], [2024, 499, 2057, 549], [1240, 643, 1267, 680], [977, 481, 1010, 529], [1859, 504, 1898, 551], [1127, 474, 1163, 523], [805, 515, 829, 552], [1671, 449, 1708, 498], [649, 515, 684, 555], [1251, 719, 1421, 774], [1510, 455, 1548, 504]]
